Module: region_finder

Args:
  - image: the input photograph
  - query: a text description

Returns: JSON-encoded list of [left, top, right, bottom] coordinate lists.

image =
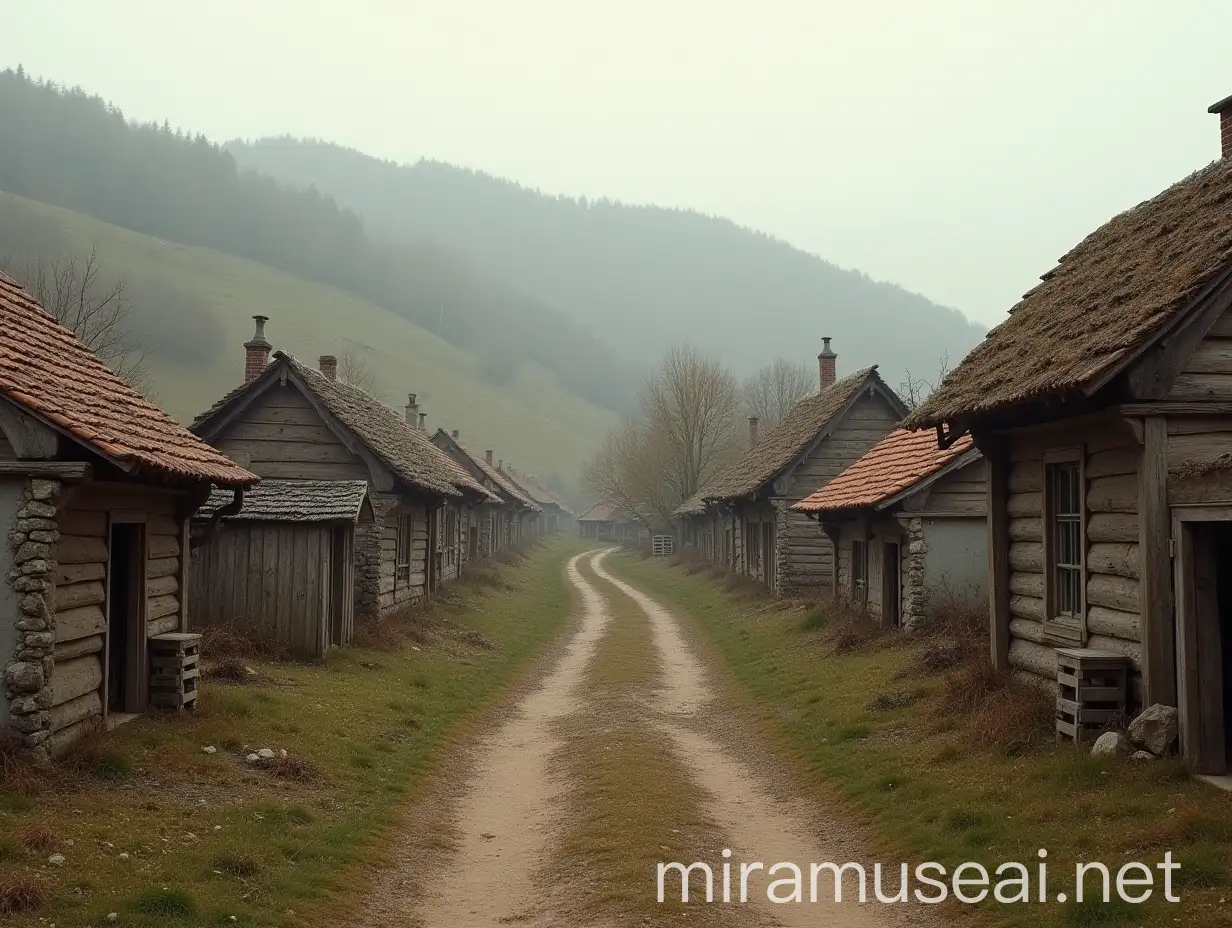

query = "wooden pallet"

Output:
[[149, 632, 202, 712], [1055, 647, 1128, 744]]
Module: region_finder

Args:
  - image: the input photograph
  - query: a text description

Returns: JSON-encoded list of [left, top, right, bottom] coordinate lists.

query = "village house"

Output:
[[502, 466, 573, 535], [191, 318, 495, 620], [497, 464, 544, 542], [904, 99, 1232, 774], [190, 480, 373, 658], [0, 273, 255, 762], [682, 340, 907, 593], [430, 428, 540, 556], [791, 429, 986, 629], [578, 498, 642, 542]]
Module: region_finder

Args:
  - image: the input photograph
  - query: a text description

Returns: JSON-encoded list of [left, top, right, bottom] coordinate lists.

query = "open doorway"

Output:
[[883, 540, 902, 627], [106, 521, 146, 716], [1176, 516, 1232, 774]]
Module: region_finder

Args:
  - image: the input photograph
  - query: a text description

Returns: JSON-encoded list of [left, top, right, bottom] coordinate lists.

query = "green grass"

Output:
[[0, 540, 581, 927], [0, 192, 615, 477], [608, 554, 1232, 928]]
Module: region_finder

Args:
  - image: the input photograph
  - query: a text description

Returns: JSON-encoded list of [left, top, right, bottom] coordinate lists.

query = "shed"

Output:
[[792, 429, 986, 629], [190, 480, 372, 657], [0, 273, 254, 762], [904, 97, 1232, 774], [578, 498, 640, 541]]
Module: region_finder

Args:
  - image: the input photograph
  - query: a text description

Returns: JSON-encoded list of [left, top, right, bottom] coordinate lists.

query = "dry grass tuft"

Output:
[[205, 656, 261, 684], [265, 755, 325, 783], [457, 562, 512, 591], [867, 689, 919, 712], [491, 547, 525, 566], [0, 737, 49, 796], [722, 573, 770, 598], [16, 822, 58, 853], [0, 875, 49, 916], [352, 602, 436, 652], [922, 595, 987, 642], [939, 659, 1054, 753], [198, 622, 291, 662]]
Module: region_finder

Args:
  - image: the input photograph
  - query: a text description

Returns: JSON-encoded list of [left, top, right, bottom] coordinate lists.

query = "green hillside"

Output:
[[0, 192, 616, 479]]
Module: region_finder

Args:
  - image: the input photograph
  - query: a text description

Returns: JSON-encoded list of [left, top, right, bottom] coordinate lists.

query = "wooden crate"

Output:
[[149, 632, 201, 712], [1055, 647, 1128, 744]]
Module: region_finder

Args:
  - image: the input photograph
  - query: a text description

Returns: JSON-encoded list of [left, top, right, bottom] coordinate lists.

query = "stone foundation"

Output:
[[901, 517, 928, 632], [3, 478, 63, 765]]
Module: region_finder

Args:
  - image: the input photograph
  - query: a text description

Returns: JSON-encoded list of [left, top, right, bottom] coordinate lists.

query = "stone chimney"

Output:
[[417, 412, 427, 432], [498, 459, 503, 471], [318, 355, 337, 381], [404, 394, 418, 426], [451, 429, 459, 439], [486, 450, 494, 466], [243, 315, 271, 383], [817, 337, 837, 389], [1210, 94, 1232, 159], [748, 416, 760, 446]]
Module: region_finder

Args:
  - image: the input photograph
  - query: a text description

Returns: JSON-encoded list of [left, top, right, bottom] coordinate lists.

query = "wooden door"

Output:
[[883, 540, 901, 627]]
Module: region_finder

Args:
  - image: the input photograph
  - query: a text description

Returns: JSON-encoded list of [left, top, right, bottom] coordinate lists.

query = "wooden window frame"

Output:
[[851, 538, 868, 603], [395, 513, 413, 585], [1042, 447, 1086, 645]]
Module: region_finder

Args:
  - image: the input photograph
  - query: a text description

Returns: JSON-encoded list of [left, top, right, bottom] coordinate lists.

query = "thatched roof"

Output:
[[702, 368, 901, 501], [674, 492, 709, 518], [197, 479, 370, 523], [432, 431, 539, 510], [907, 157, 1232, 430], [792, 429, 975, 514], [0, 274, 254, 487], [194, 353, 492, 500], [578, 497, 633, 522]]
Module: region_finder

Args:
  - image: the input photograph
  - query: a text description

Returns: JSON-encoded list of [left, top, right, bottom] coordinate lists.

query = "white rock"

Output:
[[279, 749, 288, 759], [107, 914, 118, 922], [202, 746, 217, 755], [1128, 704, 1179, 756], [119, 852, 129, 860], [48, 853, 65, 865], [257, 748, 276, 760], [214, 825, 223, 831], [1130, 750, 1156, 762], [246, 753, 260, 764], [1091, 731, 1132, 758]]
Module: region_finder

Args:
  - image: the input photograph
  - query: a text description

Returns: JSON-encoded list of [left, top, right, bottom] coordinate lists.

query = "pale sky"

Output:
[[5, 1, 1230, 326]]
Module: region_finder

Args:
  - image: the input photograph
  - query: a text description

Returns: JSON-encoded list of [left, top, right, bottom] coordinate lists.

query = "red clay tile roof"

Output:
[[791, 429, 975, 514], [0, 274, 254, 487]]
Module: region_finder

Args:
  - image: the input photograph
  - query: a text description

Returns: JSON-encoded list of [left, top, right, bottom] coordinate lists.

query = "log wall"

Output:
[[1001, 418, 1144, 695]]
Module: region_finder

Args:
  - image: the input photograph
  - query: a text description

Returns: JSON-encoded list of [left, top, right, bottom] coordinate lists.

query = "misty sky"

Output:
[[5, 2, 1230, 327]]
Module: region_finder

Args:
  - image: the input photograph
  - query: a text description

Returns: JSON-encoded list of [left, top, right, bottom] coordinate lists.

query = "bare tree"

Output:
[[742, 357, 814, 429], [900, 353, 952, 411], [585, 344, 741, 531], [339, 346, 383, 397], [5, 244, 147, 387]]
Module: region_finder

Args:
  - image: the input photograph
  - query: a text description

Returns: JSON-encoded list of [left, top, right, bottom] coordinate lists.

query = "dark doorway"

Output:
[[1217, 524, 1232, 768], [107, 522, 145, 714], [883, 540, 902, 627], [427, 508, 439, 595], [762, 521, 776, 589], [330, 528, 349, 647], [469, 525, 479, 561], [1183, 521, 1232, 773]]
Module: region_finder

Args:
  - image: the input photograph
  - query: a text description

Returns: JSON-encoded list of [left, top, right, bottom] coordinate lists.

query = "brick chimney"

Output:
[[817, 337, 837, 390], [404, 394, 418, 426], [243, 315, 271, 383], [417, 412, 427, 432], [486, 450, 494, 465], [318, 355, 337, 381], [748, 416, 760, 446], [451, 429, 459, 439], [1209, 94, 1232, 159]]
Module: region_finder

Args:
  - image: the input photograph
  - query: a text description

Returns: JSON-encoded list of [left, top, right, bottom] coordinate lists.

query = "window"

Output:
[[1044, 449, 1085, 642], [396, 513, 413, 584], [445, 507, 458, 567], [851, 539, 868, 602]]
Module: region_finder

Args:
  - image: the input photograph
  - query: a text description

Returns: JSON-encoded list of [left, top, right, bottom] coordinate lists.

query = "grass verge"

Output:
[[0, 539, 581, 928], [607, 553, 1232, 928]]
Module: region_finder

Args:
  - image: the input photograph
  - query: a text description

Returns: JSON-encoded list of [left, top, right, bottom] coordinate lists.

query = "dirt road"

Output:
[[388, 549, 935, 927]]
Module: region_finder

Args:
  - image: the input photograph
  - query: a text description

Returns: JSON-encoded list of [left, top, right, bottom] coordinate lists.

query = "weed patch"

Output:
[[0, 876, 48, 916]]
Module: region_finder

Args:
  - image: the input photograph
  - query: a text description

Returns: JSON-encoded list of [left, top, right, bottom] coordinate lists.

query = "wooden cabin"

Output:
[[792, 429, 986, 628], [578, 498, 641, 541], [191, 320, 495, 619], [690, 343, 907, 593], [190, 480, 372, 657], [905, 101, 1232, 774], [430, 429, 540, 557], [0, 274, 254, 762]]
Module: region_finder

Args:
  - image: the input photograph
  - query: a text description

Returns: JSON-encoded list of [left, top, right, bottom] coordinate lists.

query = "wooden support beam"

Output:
[[0, 461, 91, 478], [980, 435, 1011, 672], [1138, 416, 1176, 706]]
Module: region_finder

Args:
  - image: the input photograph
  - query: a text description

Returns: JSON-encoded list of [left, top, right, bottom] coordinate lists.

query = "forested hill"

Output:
[[0, 68, 635, 413], [229, 138, 987, 382]]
